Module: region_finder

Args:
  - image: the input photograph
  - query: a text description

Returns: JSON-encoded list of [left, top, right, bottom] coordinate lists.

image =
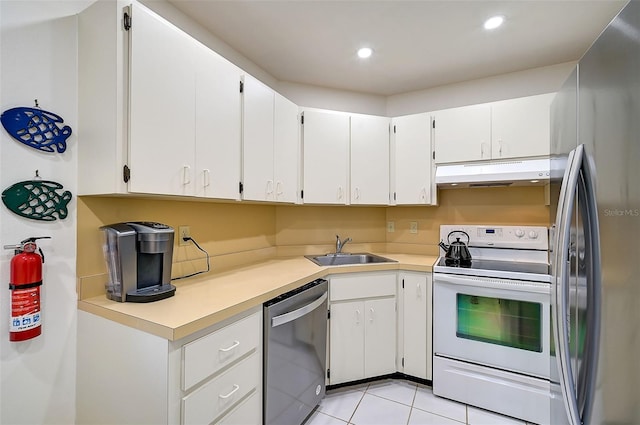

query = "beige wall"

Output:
[[386, 186, 550, 255], [78, 187, 550, 288]]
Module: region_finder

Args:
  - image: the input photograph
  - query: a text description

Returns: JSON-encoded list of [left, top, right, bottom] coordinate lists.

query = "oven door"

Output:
[[434, 272, 551, 379]]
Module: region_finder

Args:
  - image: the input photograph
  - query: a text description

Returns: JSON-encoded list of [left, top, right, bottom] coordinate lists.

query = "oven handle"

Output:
[[434, 273, 550, 295]]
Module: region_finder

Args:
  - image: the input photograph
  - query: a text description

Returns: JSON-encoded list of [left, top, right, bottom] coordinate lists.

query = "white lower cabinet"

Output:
[[398, 271, 433, 380], [76, 308, 262, 425], [328, 272, 397, 385]]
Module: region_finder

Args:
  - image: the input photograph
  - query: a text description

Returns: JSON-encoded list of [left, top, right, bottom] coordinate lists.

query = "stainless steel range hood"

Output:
[[435, 158, 550, 188]]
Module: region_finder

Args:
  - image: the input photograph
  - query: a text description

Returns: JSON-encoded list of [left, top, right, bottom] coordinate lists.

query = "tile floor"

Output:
[[304, 379, 535, 425]]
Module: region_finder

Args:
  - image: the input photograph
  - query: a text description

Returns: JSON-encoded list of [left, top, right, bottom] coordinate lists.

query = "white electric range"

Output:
[[433, 224, 552, 425]]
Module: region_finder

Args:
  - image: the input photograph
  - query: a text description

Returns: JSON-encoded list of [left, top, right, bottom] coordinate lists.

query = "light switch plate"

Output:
[[387, 221, 395, 233]]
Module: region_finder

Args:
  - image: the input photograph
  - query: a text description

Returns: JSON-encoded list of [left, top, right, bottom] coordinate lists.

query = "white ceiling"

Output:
[[166, 0, 626, 96]]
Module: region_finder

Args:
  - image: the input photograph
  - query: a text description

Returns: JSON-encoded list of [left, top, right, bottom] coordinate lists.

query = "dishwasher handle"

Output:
[[271, 292, 327, 328]]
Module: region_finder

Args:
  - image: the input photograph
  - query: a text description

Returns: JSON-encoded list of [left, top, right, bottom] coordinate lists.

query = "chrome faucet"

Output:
[[335, 235, 352, 254]]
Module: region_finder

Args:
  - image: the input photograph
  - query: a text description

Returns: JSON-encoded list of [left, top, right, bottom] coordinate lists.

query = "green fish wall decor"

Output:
[[2, 180, 72, 221]]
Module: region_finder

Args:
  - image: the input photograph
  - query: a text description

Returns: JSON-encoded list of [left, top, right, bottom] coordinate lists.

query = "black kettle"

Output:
[[438, 231, 472, 265]]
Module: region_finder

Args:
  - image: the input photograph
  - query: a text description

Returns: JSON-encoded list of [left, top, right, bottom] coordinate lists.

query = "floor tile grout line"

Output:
[[347, 384, 368, 424]]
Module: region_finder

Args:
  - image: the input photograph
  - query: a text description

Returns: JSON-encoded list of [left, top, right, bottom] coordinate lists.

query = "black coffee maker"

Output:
[[100, 222, 176, 302]]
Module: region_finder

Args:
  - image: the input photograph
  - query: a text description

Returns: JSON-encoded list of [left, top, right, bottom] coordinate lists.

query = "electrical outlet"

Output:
[[409, 221, 418, 234], [178, 226, 190, 246], [387, 221, 395, 233]]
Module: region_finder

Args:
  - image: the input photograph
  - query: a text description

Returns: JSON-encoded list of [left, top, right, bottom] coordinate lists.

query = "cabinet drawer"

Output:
[[217, 390, 261, 425], [330, 272, 396, 301], [182, 352, 261, 425], [182, 311, 260, 391]]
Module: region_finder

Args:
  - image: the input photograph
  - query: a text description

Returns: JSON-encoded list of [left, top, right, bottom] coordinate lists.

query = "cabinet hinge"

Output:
[[123, 165, 131, 183], [432, 119, 436, 129], [394, 192, 397, 201], [301, 114, 304, 125], [327, 309, 330, 320], [239, 80, 244, 93], [123, 11, 131, 31], [402, 279, 405, 289], [327, 369, 330, 379], [432, 151, 436, 160], [393, 125, 397, 134], [239, 181, 244, 194], [402, 357, 405, 368], [300, 190, 304, 199]]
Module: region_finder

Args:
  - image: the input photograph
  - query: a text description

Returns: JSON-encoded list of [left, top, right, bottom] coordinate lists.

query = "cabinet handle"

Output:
[[219, 340, 240, 353], [354, 187, 360, 200], [338, 186, 343, 200], [203, 169, 210, 188], [369, 307, 374, 323], [355, 309, 360, 325], [267, 180, 274, 196], [276, 181, 283, 196], [480, 143, 485, 158], [183, 165, 191, 185], [219, 384, 240, 400], [420, 187, 427, 202], [417, 282, 422, 298], [498, 140, 503, 157]]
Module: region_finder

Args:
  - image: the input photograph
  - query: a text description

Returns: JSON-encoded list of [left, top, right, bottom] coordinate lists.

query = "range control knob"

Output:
[[515, 229, 525, 238], [529, 231, 539, 239]]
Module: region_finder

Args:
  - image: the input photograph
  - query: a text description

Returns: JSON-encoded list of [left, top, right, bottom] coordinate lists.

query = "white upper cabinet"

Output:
[[78, 1, 243, 198], [433, 104, 491, 164], [194, 44, 242, 201], [392, 113, 436, 205], [491, 93, 554, 159], [127, 3, 198, 196], [273, 94, 299, 203], [350, 115, 390, 205], [242, 78, 298, 203], [434, 93, 554, 164], [242, 75, 275, 201], [302, 110, 350, 204]]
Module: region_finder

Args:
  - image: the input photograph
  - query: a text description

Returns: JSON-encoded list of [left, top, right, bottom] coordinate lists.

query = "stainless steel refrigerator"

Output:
[[550, 1, 640, 424]]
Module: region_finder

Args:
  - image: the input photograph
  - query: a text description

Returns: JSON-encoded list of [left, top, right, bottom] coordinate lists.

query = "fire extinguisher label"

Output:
[[10, 287, 41, 332]]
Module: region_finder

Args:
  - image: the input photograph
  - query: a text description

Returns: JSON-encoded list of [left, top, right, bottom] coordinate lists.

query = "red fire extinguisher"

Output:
[[4, 237, 50, 342]]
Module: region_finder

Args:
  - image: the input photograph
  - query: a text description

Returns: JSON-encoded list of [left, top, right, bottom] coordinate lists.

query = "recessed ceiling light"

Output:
[[484, 15, 504, 30], [357, 47, 373, 59]]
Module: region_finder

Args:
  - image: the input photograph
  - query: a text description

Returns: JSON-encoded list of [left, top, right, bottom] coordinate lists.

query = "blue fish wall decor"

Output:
[[2, 180, 72, 221], [1, 107, 71, 153]]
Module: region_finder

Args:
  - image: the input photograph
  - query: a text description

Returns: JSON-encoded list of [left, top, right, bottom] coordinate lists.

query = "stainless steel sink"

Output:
[[305, 252, 397, 266]]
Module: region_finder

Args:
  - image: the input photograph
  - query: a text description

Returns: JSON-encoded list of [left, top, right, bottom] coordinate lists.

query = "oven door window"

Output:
[[456, 294, 542, 352]]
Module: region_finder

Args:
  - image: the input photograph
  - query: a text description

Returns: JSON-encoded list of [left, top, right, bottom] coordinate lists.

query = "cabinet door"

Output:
[[242, 75, 275, 201], [302, 110, 349, 204], [128, 3, 196, 196], [491, 93, 554, 159], [393, 113, 432, 205], [364, 298, 397, 377], [194, 44, 242, 200], [351, 115, 390, 205], [329, 301, 365, 384], [273, 94, 299, 203], [434, 104, 491, 164], [401, 273, 430, 380]]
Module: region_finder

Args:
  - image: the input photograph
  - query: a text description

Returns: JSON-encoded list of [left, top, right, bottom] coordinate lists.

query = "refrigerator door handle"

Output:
[[553, 144, 583, 425], [578, 146, 602, 425]]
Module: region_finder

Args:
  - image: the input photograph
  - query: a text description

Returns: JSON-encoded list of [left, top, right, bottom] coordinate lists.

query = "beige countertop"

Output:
[[78, 253, 438, 341]]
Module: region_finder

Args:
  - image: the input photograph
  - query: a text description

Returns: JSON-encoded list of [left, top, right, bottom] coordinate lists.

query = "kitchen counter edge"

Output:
[[77, 253, 438, 341]]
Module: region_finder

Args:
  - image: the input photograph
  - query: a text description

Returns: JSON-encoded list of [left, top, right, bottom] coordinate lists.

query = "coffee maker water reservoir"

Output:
[[101, 222, 176, 302]]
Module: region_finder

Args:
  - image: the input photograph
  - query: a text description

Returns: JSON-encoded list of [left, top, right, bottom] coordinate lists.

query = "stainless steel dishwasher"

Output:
[[264, 279, 328, 425]]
